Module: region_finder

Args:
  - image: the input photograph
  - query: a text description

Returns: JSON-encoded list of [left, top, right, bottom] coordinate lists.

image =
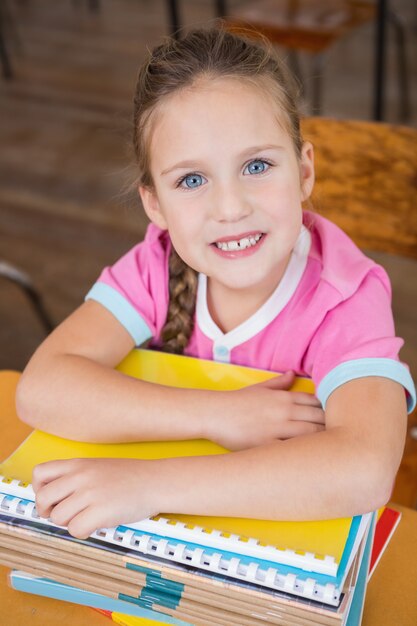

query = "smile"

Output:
[[214, 233, 263, 252]]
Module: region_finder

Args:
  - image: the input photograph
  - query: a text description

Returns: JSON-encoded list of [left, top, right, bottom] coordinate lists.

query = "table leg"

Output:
[[373, 0, 387, 121], [167, 0, 181, 39], [0, 5, 13, 79], [216, 0, 227, 17]]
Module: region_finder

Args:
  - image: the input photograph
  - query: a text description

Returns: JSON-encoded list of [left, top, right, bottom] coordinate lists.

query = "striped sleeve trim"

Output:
[[317, 358, 416, 413], [85, 283, 152, 346]]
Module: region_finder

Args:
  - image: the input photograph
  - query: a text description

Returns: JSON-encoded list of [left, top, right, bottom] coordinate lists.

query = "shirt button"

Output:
[[214, 345, 229, 360]]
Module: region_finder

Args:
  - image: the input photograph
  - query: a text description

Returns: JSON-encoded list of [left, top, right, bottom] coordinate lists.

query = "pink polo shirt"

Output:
[[86, 210, 415, 410]]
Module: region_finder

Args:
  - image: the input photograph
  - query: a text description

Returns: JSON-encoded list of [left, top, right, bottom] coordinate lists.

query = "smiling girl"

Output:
[[16, 27, 415, 539]]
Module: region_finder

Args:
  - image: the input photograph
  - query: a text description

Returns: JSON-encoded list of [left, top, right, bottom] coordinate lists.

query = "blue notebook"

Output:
[[9, 570, 191, 625]]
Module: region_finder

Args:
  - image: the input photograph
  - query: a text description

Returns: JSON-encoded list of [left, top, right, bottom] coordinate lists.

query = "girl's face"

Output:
[[139, 78, 314, 311]]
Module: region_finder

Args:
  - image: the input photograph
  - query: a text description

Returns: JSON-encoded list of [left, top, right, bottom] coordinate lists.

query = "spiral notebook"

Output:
[[0, 349, 372, 605]]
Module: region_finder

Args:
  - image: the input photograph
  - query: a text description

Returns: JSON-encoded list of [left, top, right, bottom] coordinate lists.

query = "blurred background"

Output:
[[0, 1, 416, 505], [1, 0, 416, 367]]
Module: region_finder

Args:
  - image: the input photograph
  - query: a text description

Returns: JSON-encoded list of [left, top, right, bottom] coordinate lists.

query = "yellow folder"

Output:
[[0, 349, 351, 569]]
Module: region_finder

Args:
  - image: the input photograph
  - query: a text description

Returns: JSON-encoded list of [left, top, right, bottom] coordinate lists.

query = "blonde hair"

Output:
[[133, 25, 303, 353]]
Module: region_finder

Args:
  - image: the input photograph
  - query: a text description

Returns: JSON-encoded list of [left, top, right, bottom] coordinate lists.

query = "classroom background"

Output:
[[0, 0, 416, 507]]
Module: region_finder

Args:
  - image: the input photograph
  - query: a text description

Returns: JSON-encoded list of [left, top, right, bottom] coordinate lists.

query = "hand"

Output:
[[32, 457, 160, 540], [208, 371, 325, 451]]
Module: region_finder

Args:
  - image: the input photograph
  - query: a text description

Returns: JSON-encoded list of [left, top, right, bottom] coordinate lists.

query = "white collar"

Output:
[[196, 225, 311, 351]]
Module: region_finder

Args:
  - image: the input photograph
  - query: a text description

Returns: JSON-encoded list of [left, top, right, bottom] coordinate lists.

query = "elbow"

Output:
[[15, 372, 43, 429], [374, 460, 400, 510], [365, 478, 392, 513], [355, 454, 396, 513], [364, 433, 405, 512]]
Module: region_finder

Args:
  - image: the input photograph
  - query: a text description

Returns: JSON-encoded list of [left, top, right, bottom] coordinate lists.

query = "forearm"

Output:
[[16, 354, 216, 443], [155, 428, 392, 520], [158, 374, 409, 519], [30, 377, 406, 538]]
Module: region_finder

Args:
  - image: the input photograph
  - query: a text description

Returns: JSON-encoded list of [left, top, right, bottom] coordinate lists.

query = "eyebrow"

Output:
[[160, 144, 284, 176]]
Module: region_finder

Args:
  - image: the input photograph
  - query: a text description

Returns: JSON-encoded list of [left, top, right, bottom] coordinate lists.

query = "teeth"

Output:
[[216, 234, 262, 251]]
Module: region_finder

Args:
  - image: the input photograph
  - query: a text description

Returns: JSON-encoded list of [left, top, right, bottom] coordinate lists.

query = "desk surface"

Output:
[[1, 370, 416, 625]]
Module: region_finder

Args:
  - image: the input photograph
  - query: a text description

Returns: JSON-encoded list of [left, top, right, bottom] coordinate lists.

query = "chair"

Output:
[[301, 117, 417, 258], [221, 1, 409, 120], [0, 261, 54, 335], [0, 0, 100, 80], [0, 1, 14, 79], [301, 116, 417, 507]]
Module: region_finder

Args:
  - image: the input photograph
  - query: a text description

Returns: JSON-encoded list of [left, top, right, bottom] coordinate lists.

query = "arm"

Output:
[[173, 376, 407, 519], [33, 376, 407, 538], [17, 300, 323, 443], [16, 300, 216, 442]]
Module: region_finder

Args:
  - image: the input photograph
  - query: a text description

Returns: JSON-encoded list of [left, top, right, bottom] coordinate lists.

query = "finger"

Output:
[[290, 392, 323, 408], [280, 421, 325, 438], [256, 371, 295, 390], [35, 474, 77, 518], [49, 493, 89, 529], [32, 459, 79, 492], [67, 505, 107, 540], [287, 405, 325, 424]]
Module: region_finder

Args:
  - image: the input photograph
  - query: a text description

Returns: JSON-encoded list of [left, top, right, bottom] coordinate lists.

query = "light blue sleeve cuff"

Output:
[[317, 358, 416, 413], [85, 283, 153, 346]]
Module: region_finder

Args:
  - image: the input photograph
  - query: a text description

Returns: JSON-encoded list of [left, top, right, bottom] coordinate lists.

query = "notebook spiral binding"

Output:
[[0, 488, 340, 606]]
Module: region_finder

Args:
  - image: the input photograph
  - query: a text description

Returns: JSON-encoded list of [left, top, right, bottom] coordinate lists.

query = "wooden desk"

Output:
[[0, 372, 106, 625], [1, 371, 417, 625]]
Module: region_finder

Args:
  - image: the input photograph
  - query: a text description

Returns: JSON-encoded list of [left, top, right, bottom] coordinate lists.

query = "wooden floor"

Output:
[[0, 0, 416, 507]]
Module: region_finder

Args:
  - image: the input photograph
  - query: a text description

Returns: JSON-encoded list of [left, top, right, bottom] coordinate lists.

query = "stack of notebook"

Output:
[[4, 507, 400, 626], [0, 350, 400, 626]]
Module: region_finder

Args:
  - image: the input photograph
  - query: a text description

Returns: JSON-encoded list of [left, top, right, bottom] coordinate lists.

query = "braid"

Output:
[[160, 247, 198, 354]]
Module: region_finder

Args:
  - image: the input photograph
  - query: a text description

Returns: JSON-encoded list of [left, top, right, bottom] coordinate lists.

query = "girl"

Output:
[[16, 27, 415, 540]]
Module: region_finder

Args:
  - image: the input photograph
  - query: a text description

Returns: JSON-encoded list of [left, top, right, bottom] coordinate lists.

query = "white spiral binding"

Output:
[[131, 516, 338, 576], [0, 488, 341, 606], [0, 475, 338, 576], [0, 477, 35, 500]]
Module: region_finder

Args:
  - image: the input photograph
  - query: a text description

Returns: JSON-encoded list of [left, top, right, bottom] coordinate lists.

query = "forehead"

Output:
[[149, 78, 292, 169]]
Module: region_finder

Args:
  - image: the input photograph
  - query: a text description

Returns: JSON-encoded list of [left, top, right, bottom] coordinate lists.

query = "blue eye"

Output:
[[245, 159, 271, 175], [178, 173, 205, 189]]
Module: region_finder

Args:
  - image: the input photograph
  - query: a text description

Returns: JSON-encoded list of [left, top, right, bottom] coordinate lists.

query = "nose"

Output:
[[210, 180, 252, 223]]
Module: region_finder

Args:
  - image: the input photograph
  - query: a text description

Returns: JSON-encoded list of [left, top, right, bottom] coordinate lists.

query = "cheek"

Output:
[[169, 233, 205, 274], [259, 180, 301, 218], [164, 211, 204, 260]]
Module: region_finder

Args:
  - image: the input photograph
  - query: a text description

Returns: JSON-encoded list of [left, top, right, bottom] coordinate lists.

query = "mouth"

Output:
[[211, 232, 265, 252]]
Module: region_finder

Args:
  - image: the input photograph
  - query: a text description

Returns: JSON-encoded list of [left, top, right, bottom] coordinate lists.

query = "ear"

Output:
[[138, 185, 168, 230], [299, 141, 315, 202]]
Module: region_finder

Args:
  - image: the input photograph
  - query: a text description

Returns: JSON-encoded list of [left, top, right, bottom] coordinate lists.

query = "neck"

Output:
[[206, 256, 291, 334], [206, 287, 258, 334]]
